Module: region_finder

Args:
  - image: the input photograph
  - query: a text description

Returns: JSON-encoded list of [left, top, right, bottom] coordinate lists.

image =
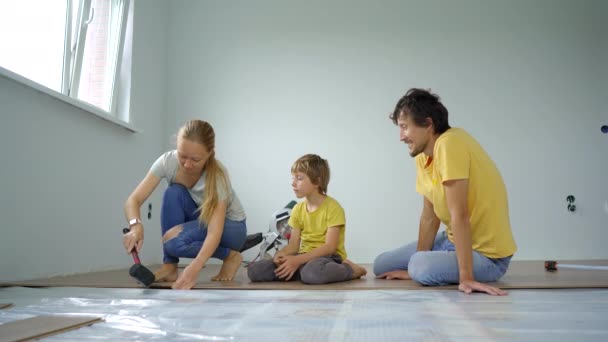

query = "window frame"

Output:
[[0, 0, 135, 131], [0, 66, 136, 131]]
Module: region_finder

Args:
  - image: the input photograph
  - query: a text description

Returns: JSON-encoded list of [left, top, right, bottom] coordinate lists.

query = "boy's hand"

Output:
[[273, 251, 287, 265], [274, 255, 302, 281]]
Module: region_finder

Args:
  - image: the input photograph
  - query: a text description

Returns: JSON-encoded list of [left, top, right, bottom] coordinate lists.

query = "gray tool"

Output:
[[545, 260, 608, 272]]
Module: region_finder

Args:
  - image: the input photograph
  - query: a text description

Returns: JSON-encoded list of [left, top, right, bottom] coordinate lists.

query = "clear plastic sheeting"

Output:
[[1, 287, 608, 341]]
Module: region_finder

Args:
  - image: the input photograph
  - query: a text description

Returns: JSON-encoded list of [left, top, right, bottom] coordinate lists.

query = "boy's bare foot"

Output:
[[212, 250, 243, 281], [154, 263, 178, 282], [344, 259, 367, 279]]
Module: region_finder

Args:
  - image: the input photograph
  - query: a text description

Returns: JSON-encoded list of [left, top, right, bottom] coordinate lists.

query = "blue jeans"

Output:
[[160, 183, 247, 264], [373, 231, 512, 286]]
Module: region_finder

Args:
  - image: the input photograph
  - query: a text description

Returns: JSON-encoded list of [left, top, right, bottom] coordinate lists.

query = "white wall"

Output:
[[166, 0, 608, 262], [0, 0, 169, 282]]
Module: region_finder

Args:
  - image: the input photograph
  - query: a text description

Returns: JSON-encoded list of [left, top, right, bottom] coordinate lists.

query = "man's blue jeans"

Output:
[[373, 231, 512, 285], [160, 183, 247, 264]]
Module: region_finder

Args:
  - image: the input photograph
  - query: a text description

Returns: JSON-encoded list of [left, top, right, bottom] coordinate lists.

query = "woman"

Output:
[[123, 119, 247, 290]]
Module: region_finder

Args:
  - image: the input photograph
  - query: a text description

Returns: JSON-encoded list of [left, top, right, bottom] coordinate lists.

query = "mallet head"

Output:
[[129, 264, 155, 286]]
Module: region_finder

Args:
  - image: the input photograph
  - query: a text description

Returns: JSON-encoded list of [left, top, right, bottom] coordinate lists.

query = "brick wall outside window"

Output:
[[79, 0, 110, 111]]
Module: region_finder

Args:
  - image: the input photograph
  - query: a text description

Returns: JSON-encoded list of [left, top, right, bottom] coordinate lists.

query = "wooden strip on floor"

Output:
[[2, 260, 607, 290], [0, 315, 103, 341]]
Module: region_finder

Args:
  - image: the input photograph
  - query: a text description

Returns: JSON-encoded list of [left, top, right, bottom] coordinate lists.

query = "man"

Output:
[[373, 88, 517, 295]]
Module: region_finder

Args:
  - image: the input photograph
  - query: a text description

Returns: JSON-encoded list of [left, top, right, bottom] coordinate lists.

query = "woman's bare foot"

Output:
[[154, 263, 178, 282], [212, 250, 243, 281], [344, 259, 368, 279]]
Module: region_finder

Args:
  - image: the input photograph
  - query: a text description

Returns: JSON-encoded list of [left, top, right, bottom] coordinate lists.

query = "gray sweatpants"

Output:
[[247, 254, 354, 285]]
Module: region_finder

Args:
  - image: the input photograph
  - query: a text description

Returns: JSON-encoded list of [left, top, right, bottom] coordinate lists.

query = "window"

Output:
[[0, 1, 67, 91], [0, 0, 130, 115]]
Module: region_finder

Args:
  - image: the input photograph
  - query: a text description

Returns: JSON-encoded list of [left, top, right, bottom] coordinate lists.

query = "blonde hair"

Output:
[[291, 154, 330, 195], [178, 119, 228, 223]]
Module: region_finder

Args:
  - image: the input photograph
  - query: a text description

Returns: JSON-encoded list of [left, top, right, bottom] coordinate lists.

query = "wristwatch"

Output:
[[128, 218, 142, 228]]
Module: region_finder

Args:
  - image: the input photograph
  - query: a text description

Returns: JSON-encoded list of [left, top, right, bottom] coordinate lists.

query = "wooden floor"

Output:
[[2, 260, 608, 290]]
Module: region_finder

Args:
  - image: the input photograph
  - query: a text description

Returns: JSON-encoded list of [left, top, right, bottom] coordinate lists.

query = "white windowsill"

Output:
[[0, 66, 138, 132]]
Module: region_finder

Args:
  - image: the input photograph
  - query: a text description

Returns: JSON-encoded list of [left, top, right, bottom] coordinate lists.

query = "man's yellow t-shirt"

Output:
[[288, 196, 348, 260], [415, 128, 517, 258]]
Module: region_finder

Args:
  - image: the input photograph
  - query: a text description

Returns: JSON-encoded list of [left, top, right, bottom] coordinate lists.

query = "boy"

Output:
[[248, 154, 366, 284]]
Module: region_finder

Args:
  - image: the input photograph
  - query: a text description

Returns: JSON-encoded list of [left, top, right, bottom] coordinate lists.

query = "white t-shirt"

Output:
[[150, 150, 246, 221]]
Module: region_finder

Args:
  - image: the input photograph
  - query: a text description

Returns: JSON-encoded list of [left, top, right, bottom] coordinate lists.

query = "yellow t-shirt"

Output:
[[415, 128, 517, 258], [288, 196, 348, 260]]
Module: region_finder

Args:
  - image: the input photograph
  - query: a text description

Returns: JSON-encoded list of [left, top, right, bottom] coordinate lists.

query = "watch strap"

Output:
[[128, 218, 142, 228]]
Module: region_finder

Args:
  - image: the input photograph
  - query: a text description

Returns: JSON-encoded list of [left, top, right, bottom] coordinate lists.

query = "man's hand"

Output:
[[172, 263, 202, 290], [274, 255, 302, 281], [459, 279, 507, 296], [377, 270, 411, 280]]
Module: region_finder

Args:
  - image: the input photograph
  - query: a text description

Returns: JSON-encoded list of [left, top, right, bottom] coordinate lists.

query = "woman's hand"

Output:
[[172, 262, 203, 290], [123, 173, 160, 253], [123, 225, 143, 253]]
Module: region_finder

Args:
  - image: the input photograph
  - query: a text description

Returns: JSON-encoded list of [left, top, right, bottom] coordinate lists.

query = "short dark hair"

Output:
[[389, 88, 451, 134]]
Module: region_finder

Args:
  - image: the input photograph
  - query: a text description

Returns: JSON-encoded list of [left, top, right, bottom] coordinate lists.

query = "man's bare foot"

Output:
[[377, 270, 410, 280], [154, 263, 178, 282], [212, 250, 243, 281], [344, 259, 368, 279]]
